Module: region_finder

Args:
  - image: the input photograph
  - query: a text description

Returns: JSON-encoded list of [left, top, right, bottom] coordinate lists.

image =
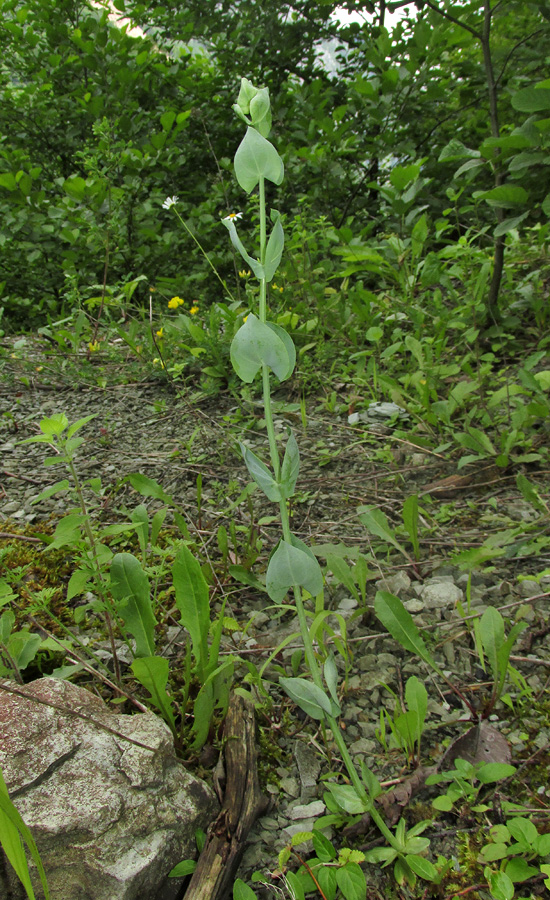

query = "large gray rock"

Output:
[[0, 676, 218, 900]]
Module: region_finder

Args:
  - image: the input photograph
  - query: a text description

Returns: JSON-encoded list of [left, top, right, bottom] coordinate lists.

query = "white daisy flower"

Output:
[[223, 212, 243, 221], [162, 196, 178, 209]]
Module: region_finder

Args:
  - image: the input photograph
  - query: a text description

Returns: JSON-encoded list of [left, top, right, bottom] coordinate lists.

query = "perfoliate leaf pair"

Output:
[[233, 78, 272, 137], [266, 534, 323, 603], [230, 313, 295, 383], [239, 430, 299, 502], [222, 213, 284, 282], [234, 127, 283, 193]]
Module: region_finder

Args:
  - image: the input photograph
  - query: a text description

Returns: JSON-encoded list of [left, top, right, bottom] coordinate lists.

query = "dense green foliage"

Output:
[[1, 0, 549, 329]]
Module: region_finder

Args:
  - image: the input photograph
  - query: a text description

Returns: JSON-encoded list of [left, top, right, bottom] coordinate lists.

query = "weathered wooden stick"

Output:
[[183, 692, 269, 900]]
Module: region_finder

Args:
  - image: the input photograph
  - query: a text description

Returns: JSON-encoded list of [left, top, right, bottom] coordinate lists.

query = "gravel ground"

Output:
[[1, 338, 550, 898]]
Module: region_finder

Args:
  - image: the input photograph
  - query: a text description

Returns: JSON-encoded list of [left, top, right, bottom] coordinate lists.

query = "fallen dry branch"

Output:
[[183, 692, 269, 900]]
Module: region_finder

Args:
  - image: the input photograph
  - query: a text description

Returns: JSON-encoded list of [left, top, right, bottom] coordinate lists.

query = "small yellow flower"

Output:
[[272, 283, 283, 293], [88, 341, 100, 352], [156, 328, 164, 338], [243, 315, 249, 323], [168, 296, 184, 309], [190, 305, 199, 315], [239, 269, 252, 279]]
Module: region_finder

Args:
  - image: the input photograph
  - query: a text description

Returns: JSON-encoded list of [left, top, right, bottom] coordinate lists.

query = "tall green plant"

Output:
[[224, 77, 439, 891]]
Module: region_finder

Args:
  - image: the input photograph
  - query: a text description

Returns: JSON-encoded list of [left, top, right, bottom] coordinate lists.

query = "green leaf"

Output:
[[364, 846, 397, 864], [0, 583, 16, 610], [455, 158, 486, 178], [0, 172, 17, 191], [357, 506, 408, 556], [66, 414, 97, 439], [402, 494, 420, 559], [374, 592, 440, 673], [7, 632, 42, 670], [516, 473, 547, 512], [479, 842, 508, 862], [534, 369, 550, 390], [438, 139, 480, 162], [512, 86, 550, 112], [249, 88, 272, 137], [0, 609, 15, 643], [504, 857, 538, 883], [476, 185, 529, 208], [477, 763, 516, 784], [405, 334, 424, 366], [312, 831, 337, 862], [506, 816, 538, 847], [493, 212, 529, 236], [234, 127, 283, 193], [390, 163, 421, 190], [131, 504, 149, 559], [131, 656, 176, 733], [168, 859, 196, 877], [31, 479, 71, 505], [264, 215, 284, 281], [285, 871, 305, 900], [335, 861, 367, 900], [239, 442, 281, 501], [456, 427, 496, 456], [266, 537, 323, 603], [325, 555, 360, 602], [172, 544, 210, 673], [411, 214, 428, 256], [279, 676, 331, 720], [317, 865, 337, 900], [230, 314, 294, 383], [41, 413, 68, 437], [110, 553, 156, 658], [365, 326, 383, 342], [280, 430, 300, 499], [405, 676, 427, 734], [233, 878, 258, 900], [46, 514, 86, 551], [325, 783, 368, 815], [63, 175, 87, 201], [496, 621, 527, 698], [478, 606, 504, 684], [126, 473, 173, 505], [222, 217, 264, 279], [404, 855, 438, 881], [324, 653, 340, 707], [485, 868, 514, 900], [536, 833, 550, 856], [265, 323, 296, 380], [160, 110, 176, 132], [191, 681, 215, 749]]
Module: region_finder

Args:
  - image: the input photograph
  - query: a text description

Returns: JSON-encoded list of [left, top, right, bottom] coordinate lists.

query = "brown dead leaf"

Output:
[[441, 720, 511, 769]]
